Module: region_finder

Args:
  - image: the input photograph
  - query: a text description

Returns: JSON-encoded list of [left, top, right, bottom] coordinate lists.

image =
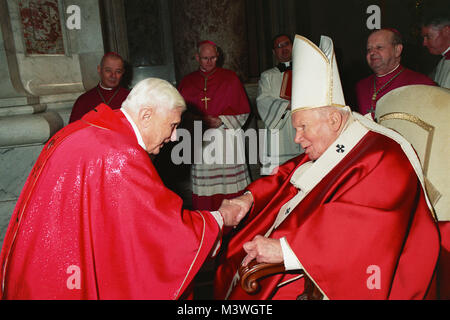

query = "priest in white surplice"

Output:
[[257, 34, 304, 175], [421, 15, 450, 89]]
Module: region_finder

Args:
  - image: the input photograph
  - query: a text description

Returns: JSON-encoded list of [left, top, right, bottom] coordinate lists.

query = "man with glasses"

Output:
[[178, 40, 251, 211], [257, 34, 304, 176]]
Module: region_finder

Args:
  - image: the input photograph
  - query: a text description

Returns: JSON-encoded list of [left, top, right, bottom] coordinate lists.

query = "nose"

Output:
[[170, 128, 178, 142], [294, 131, 303, 145]]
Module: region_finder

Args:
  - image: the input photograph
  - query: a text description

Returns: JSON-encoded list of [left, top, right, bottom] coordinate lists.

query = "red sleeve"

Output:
[[88, 142, 220, 299], [247, 154, 308, 217]]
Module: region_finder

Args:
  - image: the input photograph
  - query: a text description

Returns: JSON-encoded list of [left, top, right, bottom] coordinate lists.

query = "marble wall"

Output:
[[170, 0, 249, 83]]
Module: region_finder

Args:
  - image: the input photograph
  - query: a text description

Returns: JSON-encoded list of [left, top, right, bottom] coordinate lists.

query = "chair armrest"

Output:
[[238, 260, 285, 294], [238, 260, 324, 300]]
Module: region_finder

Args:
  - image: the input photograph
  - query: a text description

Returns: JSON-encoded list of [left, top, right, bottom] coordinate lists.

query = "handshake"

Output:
[[217, 192, 254, 227]]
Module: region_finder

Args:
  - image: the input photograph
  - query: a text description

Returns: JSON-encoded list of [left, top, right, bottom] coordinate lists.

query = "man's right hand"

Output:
[[218, 199, 247, 227], [230, 192, 253, 214]]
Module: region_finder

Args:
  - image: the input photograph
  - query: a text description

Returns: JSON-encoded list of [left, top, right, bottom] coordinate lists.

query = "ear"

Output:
[[97, 65, 101, 75], [443, 25, 450, 37], [138, 106, 154, 128], [328, 110, 343, 132], [394, 43, 403, 58], [195, 53, 200, 64]]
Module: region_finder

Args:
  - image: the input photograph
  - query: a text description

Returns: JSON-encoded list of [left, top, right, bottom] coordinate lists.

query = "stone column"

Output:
[[170, 0, 249, 83]]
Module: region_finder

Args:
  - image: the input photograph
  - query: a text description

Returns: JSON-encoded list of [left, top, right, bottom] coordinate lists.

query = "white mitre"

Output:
[[291, 34, 348, 112]]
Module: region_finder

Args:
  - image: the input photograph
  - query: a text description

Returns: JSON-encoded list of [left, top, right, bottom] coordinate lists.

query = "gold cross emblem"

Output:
[[201, 96, 211, 109]]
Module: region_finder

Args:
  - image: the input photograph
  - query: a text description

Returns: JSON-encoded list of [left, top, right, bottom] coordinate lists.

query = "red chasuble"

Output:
[[0, 104, 219, 300], [178, 67, 250, 117], [214, 131, 440, 300], [355, 66, 436, 117], [69, 85, 130, 123]]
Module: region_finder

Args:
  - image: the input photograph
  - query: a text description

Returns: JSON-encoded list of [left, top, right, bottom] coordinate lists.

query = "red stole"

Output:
[[69, 85, 130, 123], [280, 70, 292, 100], [178, 68, 250, 117], [214, 131, 439, 300], [355, 66, 436, 117], [0, 104, 219, 299]]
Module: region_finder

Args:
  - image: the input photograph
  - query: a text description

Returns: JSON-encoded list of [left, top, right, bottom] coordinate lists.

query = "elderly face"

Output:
[[273, 35, 293, 63], [97, 56, 124, 89], [140, 107, 183, 155], [196, 44, 218, 73], [366, 30, 402, 75], [292, 108, 342, 161], [421, 25, 450, 55]]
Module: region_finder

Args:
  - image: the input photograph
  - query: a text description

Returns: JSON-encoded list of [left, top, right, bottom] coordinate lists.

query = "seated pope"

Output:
[[0, 78, 245, 299], [214, 35, 441, 300]]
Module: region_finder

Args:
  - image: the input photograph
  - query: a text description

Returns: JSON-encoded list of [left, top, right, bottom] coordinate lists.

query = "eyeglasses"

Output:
[[200, 56, 218, 62], [274, 41, 291, 49]]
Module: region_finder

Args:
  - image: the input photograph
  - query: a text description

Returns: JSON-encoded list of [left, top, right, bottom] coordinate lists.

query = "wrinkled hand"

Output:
[[242, 235, 283, 267], [218, 199, 247, 227]]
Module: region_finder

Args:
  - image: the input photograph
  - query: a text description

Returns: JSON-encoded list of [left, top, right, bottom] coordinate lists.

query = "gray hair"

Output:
[[121, 78, 186, 115]]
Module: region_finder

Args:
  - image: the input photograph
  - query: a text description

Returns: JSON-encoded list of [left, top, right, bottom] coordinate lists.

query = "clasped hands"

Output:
[[217, 192, 253, 227]]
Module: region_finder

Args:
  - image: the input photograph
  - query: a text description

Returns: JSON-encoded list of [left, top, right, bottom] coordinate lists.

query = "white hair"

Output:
[[121, 78, 186, 115], [315, 106, 350, 119]]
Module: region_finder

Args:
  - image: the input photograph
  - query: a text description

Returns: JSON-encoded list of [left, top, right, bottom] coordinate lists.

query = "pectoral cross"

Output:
[[201, 96, 211, 109]]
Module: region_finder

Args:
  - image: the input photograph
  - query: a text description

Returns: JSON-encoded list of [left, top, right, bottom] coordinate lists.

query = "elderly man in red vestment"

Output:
[[178, 40, 251, 211], [0, 78, 245, 300], [69, 52, 130, 123], [214, 35, 440, 300], [355, 29, 436, 118]]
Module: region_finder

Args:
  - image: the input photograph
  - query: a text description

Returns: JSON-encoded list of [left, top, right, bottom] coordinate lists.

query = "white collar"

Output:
[[376, 64, 400, 77], [120, 108, 147, 151], [99, 82, 114, 91], [442, 46, 450, 56]]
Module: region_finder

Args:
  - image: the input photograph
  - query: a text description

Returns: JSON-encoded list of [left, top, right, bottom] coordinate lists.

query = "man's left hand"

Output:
[[242, 235, 283, 266]]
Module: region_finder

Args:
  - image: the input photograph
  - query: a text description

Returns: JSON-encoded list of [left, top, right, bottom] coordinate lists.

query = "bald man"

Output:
[[178, 41, 252, 211], [69, 52, 130, 123], [355, 29, 435, 118]]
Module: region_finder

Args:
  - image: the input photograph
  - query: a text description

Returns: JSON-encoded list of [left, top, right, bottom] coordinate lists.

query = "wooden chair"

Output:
[[238, 85, 449, 299]]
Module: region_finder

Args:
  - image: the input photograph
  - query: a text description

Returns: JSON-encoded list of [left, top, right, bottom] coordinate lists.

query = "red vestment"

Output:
[[355, 66, 436, 117], [69, 84, 130, 123], [178, 67, 250, 117], [0, 104, 219, 299], [178, 68, 251, 211], [214, 130, 440, 300]]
